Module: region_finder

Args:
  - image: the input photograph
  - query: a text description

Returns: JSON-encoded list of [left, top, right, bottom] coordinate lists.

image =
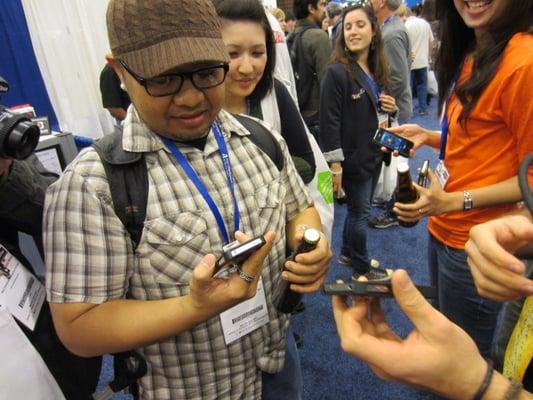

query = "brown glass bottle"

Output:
[[272, 228, 321, 313], [395, 164, 419, 228]]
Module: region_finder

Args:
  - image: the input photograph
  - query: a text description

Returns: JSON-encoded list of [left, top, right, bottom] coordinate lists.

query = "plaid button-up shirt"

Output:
[[44, 109, 312, 399]]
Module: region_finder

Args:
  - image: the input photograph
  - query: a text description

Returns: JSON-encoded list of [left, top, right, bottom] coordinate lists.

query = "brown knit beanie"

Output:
[[106, 0, 230, 78]]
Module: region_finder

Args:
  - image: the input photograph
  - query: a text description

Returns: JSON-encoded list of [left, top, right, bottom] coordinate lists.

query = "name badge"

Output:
[[219, 278, 269, 345], [435, 160, 450, 188], [0, 245, 45, 331], [378, 112, 389, 129]]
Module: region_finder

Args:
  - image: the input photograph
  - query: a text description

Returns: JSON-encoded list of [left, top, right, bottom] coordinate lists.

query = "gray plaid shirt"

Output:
[[44, 109, 312, 399]]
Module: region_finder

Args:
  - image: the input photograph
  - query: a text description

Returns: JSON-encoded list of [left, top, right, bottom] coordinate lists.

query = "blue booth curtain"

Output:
[[0, 0, 58, 130]]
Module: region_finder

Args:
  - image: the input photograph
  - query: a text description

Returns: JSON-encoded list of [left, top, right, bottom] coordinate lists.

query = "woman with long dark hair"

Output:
[[213, 0, 315, 184], [391, 0, 533, 356], [319, 3, 397, 281]]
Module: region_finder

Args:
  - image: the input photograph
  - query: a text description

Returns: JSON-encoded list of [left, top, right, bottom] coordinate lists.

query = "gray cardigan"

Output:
[[382, 16, 412, 123]]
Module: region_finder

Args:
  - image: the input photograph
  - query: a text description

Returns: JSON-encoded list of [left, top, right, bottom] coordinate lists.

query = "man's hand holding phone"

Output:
[[189, 231, 276, 315]]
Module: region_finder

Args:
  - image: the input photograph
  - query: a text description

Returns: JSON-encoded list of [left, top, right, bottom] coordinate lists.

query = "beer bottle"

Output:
[[272, 228, 321, 313], [395, 164, 419, 228]]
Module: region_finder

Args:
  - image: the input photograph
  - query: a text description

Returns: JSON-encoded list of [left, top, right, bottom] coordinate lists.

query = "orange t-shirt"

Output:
[[428, 33, 533, 249]]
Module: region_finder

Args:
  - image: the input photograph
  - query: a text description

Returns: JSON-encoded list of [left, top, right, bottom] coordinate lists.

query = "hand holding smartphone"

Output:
[[213, 236, 266, 278], [373, 128, 414, 158]]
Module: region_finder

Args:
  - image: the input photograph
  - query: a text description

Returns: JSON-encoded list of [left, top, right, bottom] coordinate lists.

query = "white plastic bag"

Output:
[[304, 134, 334, 241], [261, 87, 334, 241], [428, 69, 438, 96], [0, 309, 65, 399], [373, 154, 398, 203]]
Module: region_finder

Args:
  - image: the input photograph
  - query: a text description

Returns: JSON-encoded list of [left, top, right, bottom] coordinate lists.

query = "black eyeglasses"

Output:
[[519, 153, 533, 215], [119, 60, 229, 97]]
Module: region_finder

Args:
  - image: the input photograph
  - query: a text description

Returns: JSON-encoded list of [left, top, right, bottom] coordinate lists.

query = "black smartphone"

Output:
[[373, 128, 414, 158], [417, 160, 430, 187], [321, 281, 436, 299], [214, 236, 266, 273]]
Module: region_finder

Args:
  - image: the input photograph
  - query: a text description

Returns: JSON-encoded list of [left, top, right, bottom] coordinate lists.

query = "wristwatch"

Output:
[[463, 190, 473, 211]]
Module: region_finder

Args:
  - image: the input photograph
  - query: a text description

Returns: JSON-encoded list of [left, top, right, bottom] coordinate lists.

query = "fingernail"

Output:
[[282, 272, 289, 280], [524, 284, 533, 294]]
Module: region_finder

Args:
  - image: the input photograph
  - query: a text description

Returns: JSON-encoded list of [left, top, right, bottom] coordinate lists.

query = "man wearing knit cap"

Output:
[[43, 0, 331, 399]]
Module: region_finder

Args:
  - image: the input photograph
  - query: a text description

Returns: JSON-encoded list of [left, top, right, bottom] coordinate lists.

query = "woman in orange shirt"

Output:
[[391, 0, 533, 357]]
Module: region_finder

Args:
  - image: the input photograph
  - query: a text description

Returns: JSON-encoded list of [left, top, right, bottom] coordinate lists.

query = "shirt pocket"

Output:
[[253, 179, 285, 233], [142, 212, 208, 285]]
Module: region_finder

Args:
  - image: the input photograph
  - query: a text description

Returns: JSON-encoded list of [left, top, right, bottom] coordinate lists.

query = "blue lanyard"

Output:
[[439, 62, 464, 160], [361, 70, 381, 106], [382, 15, 394, 28], [162, 121, 239, 244]]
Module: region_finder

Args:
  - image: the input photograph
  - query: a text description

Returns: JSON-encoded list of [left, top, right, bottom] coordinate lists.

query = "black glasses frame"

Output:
[[519, 153, 533, 216], [118, 60, 229, 97]]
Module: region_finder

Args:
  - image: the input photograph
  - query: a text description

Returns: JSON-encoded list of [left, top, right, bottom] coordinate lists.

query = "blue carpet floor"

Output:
[[96, 99, 444, 399]]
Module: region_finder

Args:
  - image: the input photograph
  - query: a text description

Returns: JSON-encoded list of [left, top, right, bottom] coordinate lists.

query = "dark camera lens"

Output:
[[0, 108, 40, 160]]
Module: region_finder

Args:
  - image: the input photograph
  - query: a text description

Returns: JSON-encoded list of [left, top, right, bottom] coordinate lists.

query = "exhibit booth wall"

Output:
[[0, 0, 114, 139]]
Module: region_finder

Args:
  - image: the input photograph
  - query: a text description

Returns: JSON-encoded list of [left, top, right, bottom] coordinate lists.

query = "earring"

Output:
[[120, 82, 127, 91]]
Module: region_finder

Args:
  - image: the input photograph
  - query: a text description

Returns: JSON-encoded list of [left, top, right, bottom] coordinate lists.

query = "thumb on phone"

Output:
[[391, 270, 441, 334]]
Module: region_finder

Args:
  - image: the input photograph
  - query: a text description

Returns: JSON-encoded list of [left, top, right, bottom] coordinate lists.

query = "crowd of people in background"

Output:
[[3, 0, 530, 399]]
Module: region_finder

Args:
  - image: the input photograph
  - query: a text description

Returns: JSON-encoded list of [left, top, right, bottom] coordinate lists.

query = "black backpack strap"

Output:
[[286, 25, 317, 110], [233, 114, 284, 172], [92, 130, 148, 249], [91, 131, 148, 399]]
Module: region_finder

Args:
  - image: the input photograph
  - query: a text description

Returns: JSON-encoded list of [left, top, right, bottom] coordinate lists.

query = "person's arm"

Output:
[[50, 230, 276, 357], [100, 64, 129, 121], [0, 156, 57, 235], [332, 269, 533, 399], [394, 171, 522, 223], [465, 213, 533, 302], [283, 205, 331, 293], [274, 80, 316, 178], [106, 106, 127, 121], [310, 29, 332, 84], [318, 66, 344, 196], [383, 34, 411, 119], [388, 123, 441, 152]]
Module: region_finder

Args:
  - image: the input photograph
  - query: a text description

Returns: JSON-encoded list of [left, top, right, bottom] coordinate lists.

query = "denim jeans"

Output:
[[261, 325, 302, 400], [341, 172, 379, 274], [411, 67, 428, 113], [428, 234, 502, 357]]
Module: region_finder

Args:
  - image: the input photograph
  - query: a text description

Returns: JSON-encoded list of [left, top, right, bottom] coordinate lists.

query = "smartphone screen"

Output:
[[373, 128, 414, 157]]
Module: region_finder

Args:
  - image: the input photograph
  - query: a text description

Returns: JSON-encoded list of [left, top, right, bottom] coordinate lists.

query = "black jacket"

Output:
[[319, 62, 384, 181]]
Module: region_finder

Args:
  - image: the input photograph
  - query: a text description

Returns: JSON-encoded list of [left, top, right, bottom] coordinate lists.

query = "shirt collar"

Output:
[[122, 108, 251, 157]]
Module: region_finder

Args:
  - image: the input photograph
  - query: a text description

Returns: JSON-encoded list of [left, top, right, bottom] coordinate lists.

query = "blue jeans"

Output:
[[341, 172, 379, 274], [261, 325, 302, 400], [411, 67, 428, 113], [428, 235, 502, 357]]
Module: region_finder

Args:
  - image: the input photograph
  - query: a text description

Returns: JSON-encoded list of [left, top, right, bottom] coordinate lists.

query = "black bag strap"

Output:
[[92, 130, 148, 249], [233, 114, 284, 172]]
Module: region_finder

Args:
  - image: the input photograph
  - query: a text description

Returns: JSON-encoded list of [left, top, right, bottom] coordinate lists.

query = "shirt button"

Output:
[[175, 234, 183, 242]]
